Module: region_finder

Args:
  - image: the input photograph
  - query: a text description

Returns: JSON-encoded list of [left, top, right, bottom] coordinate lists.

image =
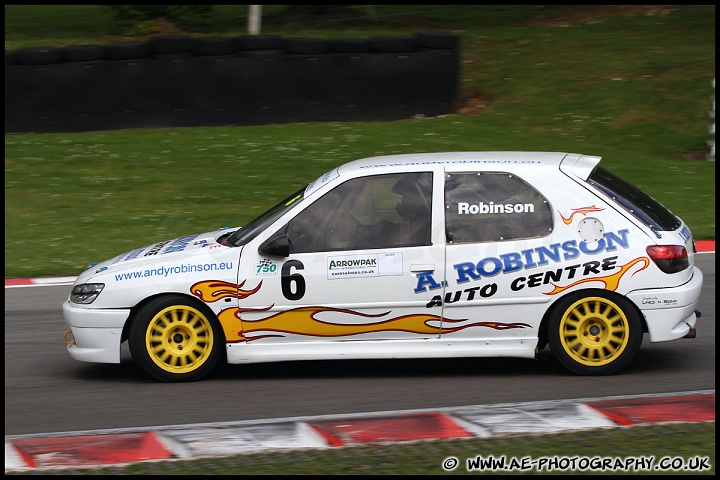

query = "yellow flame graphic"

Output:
[[238, 307, 531, 342], [442, 318, 532, 332], [213, 305, 273, 342], [190, 280, 530, 342], [242, 307, 437, 340], [544, 257, 649, 295], [190, 279, 261, 302], [559, 205, 605, 225]]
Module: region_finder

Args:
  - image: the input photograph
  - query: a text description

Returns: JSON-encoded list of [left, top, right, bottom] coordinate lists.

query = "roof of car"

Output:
[[337, 151, 602, 181]]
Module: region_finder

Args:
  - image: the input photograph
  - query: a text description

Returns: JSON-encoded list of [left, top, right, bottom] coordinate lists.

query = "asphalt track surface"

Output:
[[5, 249, 715, 474], [4, 250, 715, 440]]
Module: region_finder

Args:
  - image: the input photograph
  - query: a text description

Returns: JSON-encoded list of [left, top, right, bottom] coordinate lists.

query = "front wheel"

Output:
[[548, 291, 643, 375], [129, 295, 224, 382]]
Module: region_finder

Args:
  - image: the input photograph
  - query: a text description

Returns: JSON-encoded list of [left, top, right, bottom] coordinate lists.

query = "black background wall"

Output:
[[5, 32, 460, 134]]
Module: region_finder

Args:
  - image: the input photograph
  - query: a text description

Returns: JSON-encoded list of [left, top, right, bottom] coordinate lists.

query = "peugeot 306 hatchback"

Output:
[[63, 152, 703, 382]]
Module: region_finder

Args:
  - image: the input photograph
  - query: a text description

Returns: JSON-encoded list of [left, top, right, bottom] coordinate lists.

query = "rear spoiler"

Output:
[[559, 153, 602, 181]]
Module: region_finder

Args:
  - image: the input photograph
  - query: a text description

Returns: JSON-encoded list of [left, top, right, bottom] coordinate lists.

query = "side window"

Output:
[[444, 172, 552, 243], [286, 172, 433, 252]]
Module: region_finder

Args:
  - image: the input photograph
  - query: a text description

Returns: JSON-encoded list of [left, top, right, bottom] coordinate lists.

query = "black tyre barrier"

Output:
[[194, 36, 237, 56], [285, 38, 330, 55], [235, 34, 285, 51], [60, 45, 104, 63], [148, 35, 195, 58], [329, 38, 370, 53], [13, 47, 62, 65], [370, 35, 417, 53], [236, 49, 285, 57], [416, 30, 461, 50], [104, 41, 149, 61], [6, 32, 460, 134]]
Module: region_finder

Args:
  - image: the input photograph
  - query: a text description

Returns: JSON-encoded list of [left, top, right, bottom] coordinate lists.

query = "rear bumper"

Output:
[[62, 301, 130, 363], [626, 267, 703, 342]]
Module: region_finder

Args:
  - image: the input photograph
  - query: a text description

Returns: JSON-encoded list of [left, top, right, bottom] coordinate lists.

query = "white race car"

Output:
[[63, 152, 703, 382]]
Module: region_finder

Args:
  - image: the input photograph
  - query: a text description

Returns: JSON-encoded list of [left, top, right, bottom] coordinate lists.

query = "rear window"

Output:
[[588, 167, 681, 233]]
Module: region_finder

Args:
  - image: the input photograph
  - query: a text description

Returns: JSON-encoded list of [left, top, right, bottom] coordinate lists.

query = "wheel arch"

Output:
[[121, 292, 223, 345], [537, 288, 648, 351]]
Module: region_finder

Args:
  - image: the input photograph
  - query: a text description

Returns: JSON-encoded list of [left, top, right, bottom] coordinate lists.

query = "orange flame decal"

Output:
[[216, 305, 273, 342], [559, 205, 605, 225], [190, 280, 531, 343], [442, 318, 532, 333], [544, 257, 649, 295], [238, 307, 530, 342], [190, 279, 261, 302], [240, 307, 442, 341]]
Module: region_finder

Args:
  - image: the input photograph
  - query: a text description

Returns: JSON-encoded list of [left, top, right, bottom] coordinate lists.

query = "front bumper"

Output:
[[626, 266, 704, 343], [62, 301, 130, 363]]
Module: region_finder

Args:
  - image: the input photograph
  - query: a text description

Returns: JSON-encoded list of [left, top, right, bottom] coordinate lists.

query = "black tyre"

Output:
[[129, 295, 224, 382], [148, 35, 195, 58], [194, 36, 237, 56], [237, 49, 284, 57], [104, 41, 148, 61], [330, 38, 370, 53], [235, 34, 285, 51], [548, 291, 643, 375], [13, 47, 62, 65], [60, 45, 104, 63], [369, 35, 416, 53], [284, 38, 330, 55]]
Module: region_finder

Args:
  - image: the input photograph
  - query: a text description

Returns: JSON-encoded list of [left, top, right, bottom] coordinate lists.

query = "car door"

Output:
[[440, 170, 555, 343], [234, 168, 448, 345]]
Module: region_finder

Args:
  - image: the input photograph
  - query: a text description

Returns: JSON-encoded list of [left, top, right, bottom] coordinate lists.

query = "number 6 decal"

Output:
[[281, 260, 305, 300]]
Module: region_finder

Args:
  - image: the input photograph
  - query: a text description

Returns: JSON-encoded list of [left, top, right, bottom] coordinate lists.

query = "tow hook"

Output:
[[64, 330, 75, 345], [682, 309, 702, 339]]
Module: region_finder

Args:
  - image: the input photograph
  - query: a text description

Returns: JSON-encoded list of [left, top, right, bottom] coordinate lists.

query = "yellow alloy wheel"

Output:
[[145, 305, 215, 374], [558, 296, 630, 367]]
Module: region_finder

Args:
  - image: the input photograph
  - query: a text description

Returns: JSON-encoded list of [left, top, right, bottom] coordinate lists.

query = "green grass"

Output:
[[5, 5, 715, 277], [6, 422, 715, 475], [2, 7, 715, 475]]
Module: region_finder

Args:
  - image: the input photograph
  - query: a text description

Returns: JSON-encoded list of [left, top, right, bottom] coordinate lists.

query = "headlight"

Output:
[[70, 283, 105, 304]]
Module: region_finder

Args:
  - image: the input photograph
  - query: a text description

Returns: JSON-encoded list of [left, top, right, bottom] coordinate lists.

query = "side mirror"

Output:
[[259, 234, 290, 257]]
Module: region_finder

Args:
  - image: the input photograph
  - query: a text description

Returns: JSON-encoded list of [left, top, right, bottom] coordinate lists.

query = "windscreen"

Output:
[[226, 186, 306, 247]]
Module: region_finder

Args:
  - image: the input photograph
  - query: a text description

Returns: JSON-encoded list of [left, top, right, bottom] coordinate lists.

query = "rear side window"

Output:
[[588, 167, 681, 232], [444, 172, 553, 243]]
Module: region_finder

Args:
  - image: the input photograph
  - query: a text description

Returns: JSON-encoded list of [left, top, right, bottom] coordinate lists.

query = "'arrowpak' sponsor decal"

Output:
[[327, 252, 403, 279]]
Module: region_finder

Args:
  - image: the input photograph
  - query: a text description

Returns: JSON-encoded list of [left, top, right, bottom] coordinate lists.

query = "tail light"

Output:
[[646, 245, 689, 273]]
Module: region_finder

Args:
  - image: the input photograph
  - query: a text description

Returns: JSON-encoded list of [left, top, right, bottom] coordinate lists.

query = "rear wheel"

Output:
[[548, 291, 642, 375], [129, 295, 223, 382]]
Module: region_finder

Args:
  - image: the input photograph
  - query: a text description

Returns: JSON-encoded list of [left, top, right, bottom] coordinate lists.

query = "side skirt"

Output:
[[226, 337, 538, 364]]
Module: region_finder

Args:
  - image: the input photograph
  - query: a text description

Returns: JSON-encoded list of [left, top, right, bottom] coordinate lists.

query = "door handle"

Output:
[[410, 264, 435, 273]]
